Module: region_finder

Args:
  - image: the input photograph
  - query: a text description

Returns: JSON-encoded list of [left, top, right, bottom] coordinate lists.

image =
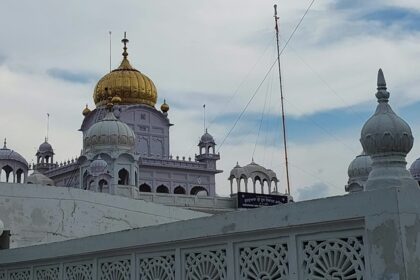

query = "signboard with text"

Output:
[[237, 192, 288, 209]]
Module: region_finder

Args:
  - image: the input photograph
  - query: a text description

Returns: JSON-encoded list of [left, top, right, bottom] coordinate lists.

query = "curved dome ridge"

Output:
[[361, 69, 413, 156], [84, 111, 136, 153], [0, 140, 28, 167]]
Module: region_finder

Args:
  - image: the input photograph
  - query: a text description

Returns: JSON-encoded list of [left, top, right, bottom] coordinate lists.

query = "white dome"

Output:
[[229, 160, 278, 182], [199, 129, 215, 144], [0, 141, 28, 167], [409, 158, 420, 181], [89, 156, 108, 176], [348, 153, 372, 178], [84, 111, 136, 153], [27, 170, 54, 186], [346, 153, 372, 192], [38, 140, 53, 153], [229, 162, 243, 177], [360, 69, 413, 156]]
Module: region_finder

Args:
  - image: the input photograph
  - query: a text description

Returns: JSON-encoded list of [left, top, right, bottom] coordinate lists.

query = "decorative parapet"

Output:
[[2, 186, 419, 278], [43, 159, 79, 178], [139, 156, 210, 171]]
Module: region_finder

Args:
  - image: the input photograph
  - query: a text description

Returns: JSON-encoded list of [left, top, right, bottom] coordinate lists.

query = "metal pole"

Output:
[[274, 4, 291, 195], [203, 104, 206, 133], [109, 31, 112, 72]]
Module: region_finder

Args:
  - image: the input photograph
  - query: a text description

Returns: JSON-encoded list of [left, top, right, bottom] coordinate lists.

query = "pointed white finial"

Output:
[[376, 68, 389, 102], [360, 69, 416, 191]]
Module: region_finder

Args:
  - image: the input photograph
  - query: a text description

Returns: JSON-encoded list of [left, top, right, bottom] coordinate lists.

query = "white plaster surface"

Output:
[[0, 182, 209, 248], [1, 185, 419, 279]]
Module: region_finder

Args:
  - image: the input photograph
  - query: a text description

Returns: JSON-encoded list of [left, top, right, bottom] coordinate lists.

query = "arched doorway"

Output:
[[16, 169, 24, 183], [156, 184, 169, 193], [190, 186, 208, 196], [1, 165, 13, 182], [118, 168, 129, 185], [98, 179, 109, 193], [139, 183, 151, 192], [174, 186, 186, 195]]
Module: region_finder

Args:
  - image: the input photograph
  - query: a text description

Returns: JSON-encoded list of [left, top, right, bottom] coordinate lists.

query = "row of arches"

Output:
[[139, 183, 208, 196], [0, 165, 26, 183], [229, 176, 279, 195], [199, 145, 215, 155], [83, 178, 110, 193]]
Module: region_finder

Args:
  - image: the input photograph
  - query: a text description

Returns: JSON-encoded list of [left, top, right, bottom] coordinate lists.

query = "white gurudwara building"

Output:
[[0, 35, 420, 279]]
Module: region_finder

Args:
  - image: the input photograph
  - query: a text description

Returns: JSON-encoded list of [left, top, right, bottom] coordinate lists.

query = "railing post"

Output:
[[175, 248, 181, 280], [130, 252, 136, 280], [226, 241, 235, 278], [288, 233, 298, 278]]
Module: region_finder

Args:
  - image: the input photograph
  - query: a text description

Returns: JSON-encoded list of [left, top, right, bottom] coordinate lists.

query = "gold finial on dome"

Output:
[[161, 99, 169, 113], [93, 32, 158, 108], [122, 31, 129, 59], [106, 96, 114, 111], [82, 104, 91, 116]]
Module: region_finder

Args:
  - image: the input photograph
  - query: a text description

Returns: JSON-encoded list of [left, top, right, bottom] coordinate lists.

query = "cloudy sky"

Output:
[[1, 0, 420, 200]]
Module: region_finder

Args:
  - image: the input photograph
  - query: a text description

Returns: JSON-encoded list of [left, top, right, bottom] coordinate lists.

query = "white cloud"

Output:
[[1, 1, 420, 201]]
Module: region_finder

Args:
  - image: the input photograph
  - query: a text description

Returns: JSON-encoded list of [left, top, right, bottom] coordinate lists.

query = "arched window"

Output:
[[253, 176, 262, 193], [88, 180, 95, 190], [240, 176, 248, 192], [207, 145, 214, 154], [190, 186, 208, 196], [1, 165, 13, 182], [16, 169, 24, 183], [263, 179, 269, 194], [99, 179, 109, 193], [174, 186, 186, 195], [139, 183, 151, 192], [156, 184, 169, 193], [118, 168, 129, 185]]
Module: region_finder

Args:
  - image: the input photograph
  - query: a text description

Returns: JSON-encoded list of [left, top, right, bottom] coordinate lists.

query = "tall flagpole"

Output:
[[109, 31, 112, 72], [46, 113, 50, 142], [274, 4, 291, 195], [203, 104, 206, 132]]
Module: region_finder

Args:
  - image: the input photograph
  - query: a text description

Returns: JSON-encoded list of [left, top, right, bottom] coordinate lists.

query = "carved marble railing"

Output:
[[1, 185, 419, 279], [43, 160, 79, 178], [139, 157, 209, 171], [137, 192, 236, 213]]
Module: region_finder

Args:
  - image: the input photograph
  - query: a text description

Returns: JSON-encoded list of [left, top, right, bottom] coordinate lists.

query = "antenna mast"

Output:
[[109, 31, 112, 72], [46, 113, 50, 142], [274, 4, 291, 194], [203, 104, 206, 132]]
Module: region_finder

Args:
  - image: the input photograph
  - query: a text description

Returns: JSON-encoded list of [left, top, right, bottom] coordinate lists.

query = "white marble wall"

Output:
[[0, 183, 208, 248]]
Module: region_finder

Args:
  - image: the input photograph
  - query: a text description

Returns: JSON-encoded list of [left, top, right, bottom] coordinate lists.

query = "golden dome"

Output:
[[161, 99, 169, 113], [93, 34, 157, 107], [82, 104, 91, 116]]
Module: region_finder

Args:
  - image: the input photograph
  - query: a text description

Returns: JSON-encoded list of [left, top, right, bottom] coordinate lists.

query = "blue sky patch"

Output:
[[362, 7, 420, 30], [47, 68, 98, 84]]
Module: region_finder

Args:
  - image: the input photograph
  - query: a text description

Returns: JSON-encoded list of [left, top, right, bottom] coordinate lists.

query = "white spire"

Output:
[[360, 69, 416, 190]]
